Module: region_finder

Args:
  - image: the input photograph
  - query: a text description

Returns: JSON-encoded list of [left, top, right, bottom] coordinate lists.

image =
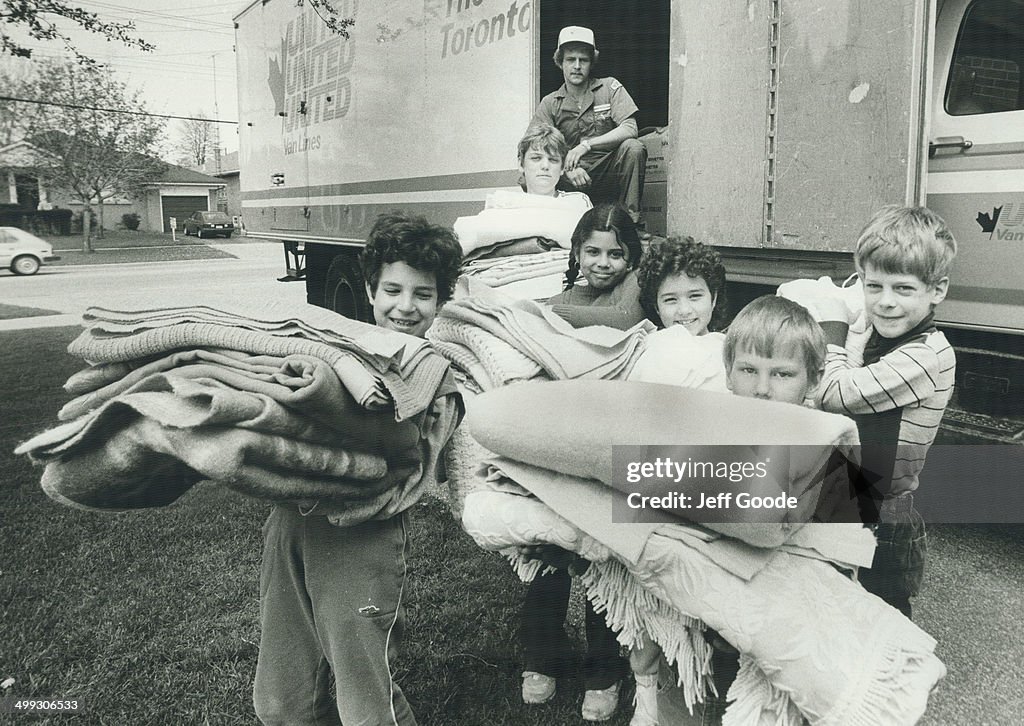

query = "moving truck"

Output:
[[233, 0, 1024, 433]]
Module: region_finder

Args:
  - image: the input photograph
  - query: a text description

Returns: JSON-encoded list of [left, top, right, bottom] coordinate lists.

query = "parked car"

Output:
[[0, 226, 60, 276], [182, 211, 234, 239]]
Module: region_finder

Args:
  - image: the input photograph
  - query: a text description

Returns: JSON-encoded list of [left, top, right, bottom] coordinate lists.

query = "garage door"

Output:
[[161, 196, 208, 233]]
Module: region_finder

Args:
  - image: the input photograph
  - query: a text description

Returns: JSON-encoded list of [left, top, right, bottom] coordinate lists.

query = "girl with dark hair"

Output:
[[545, 202, 646, 330], [636, 235, 728, 333]]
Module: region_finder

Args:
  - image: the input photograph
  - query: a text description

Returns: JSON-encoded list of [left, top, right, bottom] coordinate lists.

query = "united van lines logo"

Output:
[[267, 1, 357, 156], [977, 204, 1024, 240]]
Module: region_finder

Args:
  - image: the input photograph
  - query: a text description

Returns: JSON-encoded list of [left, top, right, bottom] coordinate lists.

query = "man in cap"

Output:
[[531, 26, 647, 224]]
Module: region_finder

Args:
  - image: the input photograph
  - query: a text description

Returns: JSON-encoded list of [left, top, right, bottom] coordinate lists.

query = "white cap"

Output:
[[557, 26, 596, 51]]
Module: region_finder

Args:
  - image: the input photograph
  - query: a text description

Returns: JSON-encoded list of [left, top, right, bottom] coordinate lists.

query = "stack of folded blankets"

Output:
[[16, 297, 462, 526], [427, 277, 655, 392], [454, 189, 590, 300], [457, 380, 947, 726]]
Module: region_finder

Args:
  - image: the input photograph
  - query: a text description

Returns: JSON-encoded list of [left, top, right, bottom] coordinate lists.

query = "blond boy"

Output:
[[813, 205, 957, 618]]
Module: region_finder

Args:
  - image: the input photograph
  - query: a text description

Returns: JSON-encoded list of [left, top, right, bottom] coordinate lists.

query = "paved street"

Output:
[[0, 243, 307, 329]]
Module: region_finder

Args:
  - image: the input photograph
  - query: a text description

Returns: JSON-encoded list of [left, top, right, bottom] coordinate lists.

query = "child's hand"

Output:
[[516, 544, 591, 575]]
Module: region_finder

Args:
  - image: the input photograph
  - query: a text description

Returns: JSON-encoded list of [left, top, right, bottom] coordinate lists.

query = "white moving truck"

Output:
[[234, 0, 1024, 432]]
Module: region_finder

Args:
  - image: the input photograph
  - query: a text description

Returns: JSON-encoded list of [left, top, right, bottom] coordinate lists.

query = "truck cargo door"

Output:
[[927, 0, 1024, 334], [667, 0, 932, 259]]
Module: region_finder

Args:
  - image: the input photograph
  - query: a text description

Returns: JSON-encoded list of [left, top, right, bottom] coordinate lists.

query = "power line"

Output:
[[75, 0, 236, 32], [0, 96, 238, 124]]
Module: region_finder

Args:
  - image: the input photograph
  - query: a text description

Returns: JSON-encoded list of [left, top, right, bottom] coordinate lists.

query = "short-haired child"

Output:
[[546, 202, 646, 330], [816, 205, 957, 619], [253, 212, 462, 726], [724, 295, 825, 404], [517, 124, 590, 212]]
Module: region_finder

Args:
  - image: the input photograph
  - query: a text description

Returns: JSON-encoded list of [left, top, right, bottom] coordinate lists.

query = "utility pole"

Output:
[[211, 53, 222, 173]]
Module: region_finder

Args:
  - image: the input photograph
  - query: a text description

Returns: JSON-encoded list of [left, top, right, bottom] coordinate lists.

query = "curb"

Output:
[[0, 314, 80, 332]]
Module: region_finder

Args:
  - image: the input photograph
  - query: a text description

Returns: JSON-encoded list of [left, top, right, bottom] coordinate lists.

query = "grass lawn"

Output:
[[2, 326, 1023, 724], [49, 246, 237, 266], [45, 229, 217, 251], [36, 229, 239, 266]]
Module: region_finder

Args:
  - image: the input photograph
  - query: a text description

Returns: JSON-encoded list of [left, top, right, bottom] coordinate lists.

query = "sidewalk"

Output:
[[0, 314, 81, 332], [0, 242, 292, 332]]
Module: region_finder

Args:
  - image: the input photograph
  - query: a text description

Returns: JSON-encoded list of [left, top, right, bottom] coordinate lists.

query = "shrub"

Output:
[[121, 212, 141, 230]]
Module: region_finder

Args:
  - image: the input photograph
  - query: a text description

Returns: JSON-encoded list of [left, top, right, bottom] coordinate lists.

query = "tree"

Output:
[[299, 0, 354, 37], [0, 61, 39, 146], [28, 61, 166, 251], [1, 0, 154, 67], [175, 113, 215, 169]]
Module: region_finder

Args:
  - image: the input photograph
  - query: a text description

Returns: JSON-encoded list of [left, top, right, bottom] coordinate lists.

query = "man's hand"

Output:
[[564, 166, 592, 189], [565, 143, 588, 170]]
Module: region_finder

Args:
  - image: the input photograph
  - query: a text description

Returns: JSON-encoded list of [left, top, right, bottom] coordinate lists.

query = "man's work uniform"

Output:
[[532, 77, 647, 214]]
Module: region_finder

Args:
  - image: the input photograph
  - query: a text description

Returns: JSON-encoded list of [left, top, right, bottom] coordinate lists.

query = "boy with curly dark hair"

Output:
[[254, 212, 462, 726]]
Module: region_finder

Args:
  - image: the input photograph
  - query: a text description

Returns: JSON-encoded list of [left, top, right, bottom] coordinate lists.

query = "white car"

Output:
[[0, 226, 61, 275]]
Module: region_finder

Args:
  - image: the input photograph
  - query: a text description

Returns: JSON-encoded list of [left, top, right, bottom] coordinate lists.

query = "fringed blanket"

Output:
[[448, 378, 944, 724], [461, 482, 944, 726]]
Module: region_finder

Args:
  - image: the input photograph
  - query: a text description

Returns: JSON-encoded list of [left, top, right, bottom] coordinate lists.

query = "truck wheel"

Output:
[[12, 255, 41, 276], [324, 250, 372, 323]]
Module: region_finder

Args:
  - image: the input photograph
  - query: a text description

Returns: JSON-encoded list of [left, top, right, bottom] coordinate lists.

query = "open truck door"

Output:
[[665, 0, 933, 284]]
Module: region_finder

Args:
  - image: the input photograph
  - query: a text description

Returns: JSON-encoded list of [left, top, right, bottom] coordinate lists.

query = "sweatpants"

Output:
[[254, 505, 416, 726]]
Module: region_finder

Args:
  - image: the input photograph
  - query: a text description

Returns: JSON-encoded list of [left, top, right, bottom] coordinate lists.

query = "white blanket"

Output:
[[454, 190, 590, 255]]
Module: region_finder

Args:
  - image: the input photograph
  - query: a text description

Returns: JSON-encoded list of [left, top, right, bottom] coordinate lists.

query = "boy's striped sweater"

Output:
[[818, 316, 955, 497]]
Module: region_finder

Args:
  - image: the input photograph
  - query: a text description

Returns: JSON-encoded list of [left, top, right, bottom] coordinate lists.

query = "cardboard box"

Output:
[[641, 180, 667, 236], [640, 127, 669, 185]]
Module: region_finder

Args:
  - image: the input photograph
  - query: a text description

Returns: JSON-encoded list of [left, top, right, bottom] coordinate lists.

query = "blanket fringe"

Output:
[[722, 655, 804, 726], [819, 644, 946, 726], [580, 558, 716, 714], [502, 550, 554, 582]]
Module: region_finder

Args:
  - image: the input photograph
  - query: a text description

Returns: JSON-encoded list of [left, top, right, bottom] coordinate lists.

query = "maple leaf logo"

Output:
[[267, 37, 287, 117], [976, 206, 1002, 237]]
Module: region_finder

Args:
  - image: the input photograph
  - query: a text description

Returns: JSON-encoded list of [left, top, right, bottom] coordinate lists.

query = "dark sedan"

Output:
[[182, 211, 234, 239]]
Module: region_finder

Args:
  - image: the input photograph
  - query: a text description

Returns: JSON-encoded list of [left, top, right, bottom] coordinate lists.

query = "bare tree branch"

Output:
[[1, 0, 155, 68]]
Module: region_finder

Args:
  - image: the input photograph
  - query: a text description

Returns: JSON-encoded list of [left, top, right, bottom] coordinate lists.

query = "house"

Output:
[[0, 140, 225, 234], [201, 149, 242, 227]]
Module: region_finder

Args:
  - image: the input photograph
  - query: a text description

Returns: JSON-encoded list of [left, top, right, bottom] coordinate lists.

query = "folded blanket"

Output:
[[68, 321, 448, 422], [627, 327, 729, 393], [427, 318, 543, 390], [81, 297, 423, 366], [461, 486, 945, 726], [439, 278, 654, 381], [469, 380, 861, 546], [462, 236, 556, 263], [453, 190, 590, 255], [58, 351, 375, 427]]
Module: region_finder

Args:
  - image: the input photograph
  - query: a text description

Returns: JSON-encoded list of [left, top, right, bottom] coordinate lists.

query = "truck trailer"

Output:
[[233, 0, 1024, 433]]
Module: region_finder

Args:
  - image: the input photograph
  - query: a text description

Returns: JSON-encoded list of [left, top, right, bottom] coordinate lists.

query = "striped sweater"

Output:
[[818, 320, 955, 497]]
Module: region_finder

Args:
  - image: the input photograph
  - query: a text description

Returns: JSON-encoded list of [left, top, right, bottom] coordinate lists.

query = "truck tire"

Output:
[[323, 249, 373, 323]]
